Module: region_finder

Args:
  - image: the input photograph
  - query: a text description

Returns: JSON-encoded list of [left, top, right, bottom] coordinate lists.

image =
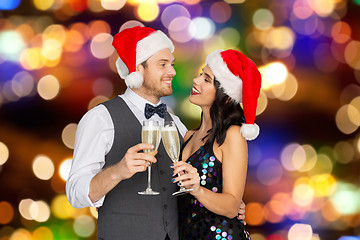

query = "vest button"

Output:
[[165, 221, 169, 226], [162, 187, 167, 191], [164, 204, 168, 209]]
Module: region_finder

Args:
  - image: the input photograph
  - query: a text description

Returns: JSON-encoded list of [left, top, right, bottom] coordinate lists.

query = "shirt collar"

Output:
[[123, 88, 162, 114]]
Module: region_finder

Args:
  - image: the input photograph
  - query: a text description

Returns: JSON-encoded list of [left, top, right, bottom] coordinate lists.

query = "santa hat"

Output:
[[206, 49, 262, 141], [112, 26, 174, 88]]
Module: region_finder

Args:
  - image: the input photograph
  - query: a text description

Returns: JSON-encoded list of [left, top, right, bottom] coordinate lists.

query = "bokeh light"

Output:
[[0, 201, 14, 224], [100, 0, 126, 10], [136, 1, 159, 22], [288, 224, 313, 240], [32, 154, 55, 180], [59, 158, 72, 181], [90, 33, 114, 59], [161, 4, 190, 29], [209, 2, 232, 23], [253, 9, 274, 31], [189, 17, 216, 40], [37, 75, 60, 100], [62, 123, 77, 149], [0, 141, 9, 165], [51, 194, 76, 219], [32, 226, 54, 240], [73, 215, 96, 237]]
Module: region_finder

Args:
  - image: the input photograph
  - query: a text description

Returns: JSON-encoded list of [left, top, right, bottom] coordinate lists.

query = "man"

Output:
[[66, 26, 245, 240]]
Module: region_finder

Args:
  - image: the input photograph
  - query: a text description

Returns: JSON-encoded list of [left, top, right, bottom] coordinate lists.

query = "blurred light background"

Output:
[[0, 0, 360, 239]]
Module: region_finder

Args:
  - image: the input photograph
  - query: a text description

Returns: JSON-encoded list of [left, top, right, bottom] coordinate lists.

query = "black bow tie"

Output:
[[144, 103, 167, 119]]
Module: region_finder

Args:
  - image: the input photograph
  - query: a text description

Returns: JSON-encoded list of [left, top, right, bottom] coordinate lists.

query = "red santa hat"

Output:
[[206, 49, 262, 141], [112, 26, 174, 88]]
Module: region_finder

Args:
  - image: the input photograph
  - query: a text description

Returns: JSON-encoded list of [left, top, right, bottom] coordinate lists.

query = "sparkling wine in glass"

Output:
[[161, 121, 192, 196], [138, 120, 160, 195]]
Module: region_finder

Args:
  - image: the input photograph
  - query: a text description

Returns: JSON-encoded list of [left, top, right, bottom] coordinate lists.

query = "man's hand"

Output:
[[116, 143, 157, 181], [237, 200, 246, 225]]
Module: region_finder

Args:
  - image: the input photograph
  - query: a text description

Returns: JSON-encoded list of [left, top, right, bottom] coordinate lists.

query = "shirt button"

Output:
[[160, 170, 165, 175], [162, 187, 167, 191], [164, 204, 168, 209]]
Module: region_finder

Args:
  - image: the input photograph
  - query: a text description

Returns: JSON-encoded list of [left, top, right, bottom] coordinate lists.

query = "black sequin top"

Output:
[[178, 135, 251, 240]]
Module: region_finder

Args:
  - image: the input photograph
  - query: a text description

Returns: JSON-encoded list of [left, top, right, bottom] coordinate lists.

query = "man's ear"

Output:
[[137, 64, 145, 75]]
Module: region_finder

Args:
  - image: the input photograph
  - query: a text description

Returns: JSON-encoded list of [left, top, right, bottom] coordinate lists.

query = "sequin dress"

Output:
[[178, 135, 251, 240]]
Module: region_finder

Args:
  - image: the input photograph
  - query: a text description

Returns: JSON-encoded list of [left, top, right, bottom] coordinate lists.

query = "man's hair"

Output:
[[140, 60, 148, 69]]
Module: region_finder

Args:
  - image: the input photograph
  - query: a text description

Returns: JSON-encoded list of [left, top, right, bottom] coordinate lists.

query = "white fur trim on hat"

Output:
[[206, 50, 243, 103], [240, 123, 260, 141], [136, 30, 174, 66], [116, 57, 129, 79], [125, 71, 144, 88]]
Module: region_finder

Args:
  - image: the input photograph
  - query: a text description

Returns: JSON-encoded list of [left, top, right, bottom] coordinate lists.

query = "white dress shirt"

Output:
[[66, 88, 188, 208]]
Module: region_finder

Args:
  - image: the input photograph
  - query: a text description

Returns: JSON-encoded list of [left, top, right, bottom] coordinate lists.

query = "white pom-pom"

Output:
[[116, 57, 129, 79], [125, 71, 144, 88], [240, 123, 260, 141]]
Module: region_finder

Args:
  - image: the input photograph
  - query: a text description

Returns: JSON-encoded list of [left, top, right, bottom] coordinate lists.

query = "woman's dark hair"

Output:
[[198, 79, 246, 146]]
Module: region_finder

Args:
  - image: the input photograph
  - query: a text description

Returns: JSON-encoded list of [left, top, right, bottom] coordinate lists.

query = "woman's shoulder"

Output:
[[222, 125, 246, 147]]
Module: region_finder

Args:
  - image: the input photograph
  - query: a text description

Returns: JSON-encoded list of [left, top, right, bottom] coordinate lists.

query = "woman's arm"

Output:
[[172, 125, 248, 219]]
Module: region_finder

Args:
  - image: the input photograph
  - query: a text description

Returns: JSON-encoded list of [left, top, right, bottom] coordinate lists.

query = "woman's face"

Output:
[[189, 65, 216, 108]]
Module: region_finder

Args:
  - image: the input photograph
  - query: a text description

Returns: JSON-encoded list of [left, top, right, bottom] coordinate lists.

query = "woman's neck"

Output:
[[199, 108, 212, 134]]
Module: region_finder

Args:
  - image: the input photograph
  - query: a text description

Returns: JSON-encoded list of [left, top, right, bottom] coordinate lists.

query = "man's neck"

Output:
[[131, 88, 161, 105]]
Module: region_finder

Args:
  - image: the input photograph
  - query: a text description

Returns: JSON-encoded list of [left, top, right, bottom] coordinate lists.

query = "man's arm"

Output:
[[88, 143, 156, 203]]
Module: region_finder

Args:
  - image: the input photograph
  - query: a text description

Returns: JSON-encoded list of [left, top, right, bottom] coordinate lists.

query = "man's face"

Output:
[[138, 48, 176, 99]]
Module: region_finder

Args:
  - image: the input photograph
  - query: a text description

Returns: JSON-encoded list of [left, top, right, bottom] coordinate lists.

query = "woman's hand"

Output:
[[171, 161, 201, 194]]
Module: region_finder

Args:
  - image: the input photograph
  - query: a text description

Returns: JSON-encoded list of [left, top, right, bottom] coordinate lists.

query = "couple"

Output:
[[66, 26, 261, 240]]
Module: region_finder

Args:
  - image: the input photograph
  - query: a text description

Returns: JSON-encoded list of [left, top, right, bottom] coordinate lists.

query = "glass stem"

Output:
[[147, 164, 152, 190]]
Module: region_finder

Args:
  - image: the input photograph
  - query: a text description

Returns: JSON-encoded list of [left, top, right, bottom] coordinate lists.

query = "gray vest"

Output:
[[97, 97, 183, 240]]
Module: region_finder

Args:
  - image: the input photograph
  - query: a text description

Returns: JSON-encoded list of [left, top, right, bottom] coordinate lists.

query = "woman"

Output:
[[172, 49, 261, 239]]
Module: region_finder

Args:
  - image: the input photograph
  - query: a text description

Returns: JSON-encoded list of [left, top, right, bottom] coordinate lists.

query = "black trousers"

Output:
[[165, 235, 170, 240]]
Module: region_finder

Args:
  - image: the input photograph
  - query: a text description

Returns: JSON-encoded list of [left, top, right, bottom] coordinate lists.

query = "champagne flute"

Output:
[[161, 121, 193, 196], [138, 120, 160, 195]]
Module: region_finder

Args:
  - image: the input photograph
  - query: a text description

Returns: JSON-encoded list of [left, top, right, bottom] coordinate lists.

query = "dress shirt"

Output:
[[66, 88, 188, 208]]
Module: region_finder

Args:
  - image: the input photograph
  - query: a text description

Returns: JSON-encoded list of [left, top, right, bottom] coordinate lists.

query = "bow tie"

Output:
[[144, 103, 167, 119]]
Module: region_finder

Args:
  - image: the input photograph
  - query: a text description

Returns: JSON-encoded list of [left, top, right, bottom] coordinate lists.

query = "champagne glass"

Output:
[[138, 120, 160, 195], [161, 121, 192, 196]]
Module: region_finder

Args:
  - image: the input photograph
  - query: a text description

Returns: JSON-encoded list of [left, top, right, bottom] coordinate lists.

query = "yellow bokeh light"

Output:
[[62, 123, 77, 149], [101, 0, 126, 10], [73, 215, 96, 237], [19, 199, 35, 220], [224, 0, 246, 3], [277, 73, 298, 101], [10, 228, 32, 240], [43, 24, 67, 44], [42, 38, 63, 61], [32, 226, 54, 240], [30, 200, 51, 222], [203, 35, 226, 56], [253, 9, 274, 31], [219, 28, 240, 48], [293, 183, 314, 207], [256, 91, 267, 116], [33, 0, 54, 11], [298, 144, 318, 172], [32, 154, 55, 180], [335, 104, 359, 134], [321, 199, 341, 222], [0, 141, 9, 165], [59, 158, 72, 181], [51, 194, 76, 219], [20, 48, 44, 70], [266, 27, 295, 50], [288, 223, 313, 240], [259, 62, 288, 90], [307, 0, 336, 17], [137, 1, 159, 22], [307, 154, 333, 178], [37, 75, 60, 100], [88, 0, 106, 12], [309, 174, 337, 197]]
